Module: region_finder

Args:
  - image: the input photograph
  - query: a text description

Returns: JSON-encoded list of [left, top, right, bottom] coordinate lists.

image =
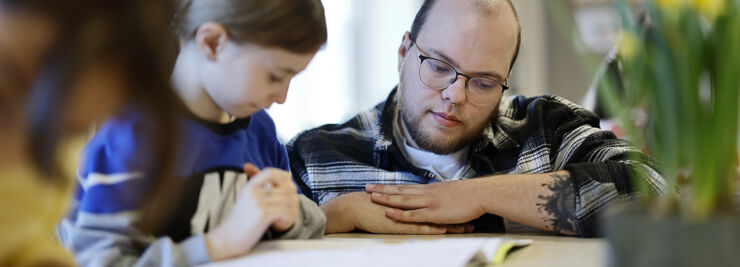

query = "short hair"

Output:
[[409, 0, 521, 72]]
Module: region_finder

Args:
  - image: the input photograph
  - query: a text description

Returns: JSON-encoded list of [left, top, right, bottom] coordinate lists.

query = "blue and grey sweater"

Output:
[[60, 107, 325, 267]]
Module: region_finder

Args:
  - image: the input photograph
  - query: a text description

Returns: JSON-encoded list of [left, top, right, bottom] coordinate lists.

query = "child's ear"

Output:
[[195, 22, 229, 61]]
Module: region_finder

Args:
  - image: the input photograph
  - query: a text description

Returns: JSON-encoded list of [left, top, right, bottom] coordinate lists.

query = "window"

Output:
[[267, 0, 422, 142]]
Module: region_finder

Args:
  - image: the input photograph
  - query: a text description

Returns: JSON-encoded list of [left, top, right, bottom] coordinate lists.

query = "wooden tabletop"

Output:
[[324, 233, 607, 267]]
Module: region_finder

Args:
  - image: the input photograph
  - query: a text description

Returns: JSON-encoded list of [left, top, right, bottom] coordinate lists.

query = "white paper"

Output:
[[202, 238, 532, 267]]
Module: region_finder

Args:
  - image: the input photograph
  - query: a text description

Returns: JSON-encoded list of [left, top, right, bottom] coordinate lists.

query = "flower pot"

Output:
[[605, 213, 740, 267]]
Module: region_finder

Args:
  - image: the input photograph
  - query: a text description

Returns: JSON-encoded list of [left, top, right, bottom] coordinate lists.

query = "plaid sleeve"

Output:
[[286, 133, 316, 202], [508, 95, 666, 237], [559, 127, 665, 237]]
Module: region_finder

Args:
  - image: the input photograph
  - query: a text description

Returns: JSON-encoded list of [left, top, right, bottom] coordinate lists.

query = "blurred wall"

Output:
[[268, 0, 422, 141]]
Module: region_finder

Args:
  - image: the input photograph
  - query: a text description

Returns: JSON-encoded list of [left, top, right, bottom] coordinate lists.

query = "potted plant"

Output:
[[548, 0, 740, 266]]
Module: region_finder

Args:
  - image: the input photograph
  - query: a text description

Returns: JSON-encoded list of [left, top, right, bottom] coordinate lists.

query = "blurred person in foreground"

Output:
[[0, 1, 177, 266]]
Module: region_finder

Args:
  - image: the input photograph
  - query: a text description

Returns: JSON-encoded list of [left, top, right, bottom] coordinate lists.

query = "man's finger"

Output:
[[370, 192, 429, 209], [445, 223, 475, 234], [395, 222, 446, 235], [385, 208, 429, 223], [365, 184, 426, 195], [445, 224, 466, 234]]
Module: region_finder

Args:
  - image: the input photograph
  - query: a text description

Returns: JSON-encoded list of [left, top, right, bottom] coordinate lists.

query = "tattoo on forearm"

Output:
[[536, 173, 577, 233]]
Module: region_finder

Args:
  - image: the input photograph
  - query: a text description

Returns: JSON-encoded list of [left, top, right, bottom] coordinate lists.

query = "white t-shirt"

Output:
[[392, 111, 469, 180]]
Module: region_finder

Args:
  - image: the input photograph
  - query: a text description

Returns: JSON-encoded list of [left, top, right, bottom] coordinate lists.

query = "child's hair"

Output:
[[0, 0, 78, 131], [1, 0, 179, 183], [173, 0, 327, 54]]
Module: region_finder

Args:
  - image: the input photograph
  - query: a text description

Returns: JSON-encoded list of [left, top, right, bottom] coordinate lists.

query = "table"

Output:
[[247, 233, 607, 267], [328, 233, 606, 267]]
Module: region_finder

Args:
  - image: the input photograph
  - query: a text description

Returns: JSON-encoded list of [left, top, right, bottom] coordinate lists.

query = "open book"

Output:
[[203, 237, 532, 267]]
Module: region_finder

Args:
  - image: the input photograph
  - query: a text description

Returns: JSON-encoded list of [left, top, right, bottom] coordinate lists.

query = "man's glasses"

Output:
[[411, 36, 508, 106]]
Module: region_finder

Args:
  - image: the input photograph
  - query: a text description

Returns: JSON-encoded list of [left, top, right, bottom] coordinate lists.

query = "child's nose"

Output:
[[271, 86, 289, 104]]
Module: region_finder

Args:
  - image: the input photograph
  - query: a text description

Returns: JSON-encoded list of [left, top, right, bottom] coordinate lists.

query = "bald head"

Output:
[[409, 0, 521, 72]]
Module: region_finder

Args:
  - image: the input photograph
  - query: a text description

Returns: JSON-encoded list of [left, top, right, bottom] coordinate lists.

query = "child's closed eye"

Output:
[[268, 73, 285, 83]]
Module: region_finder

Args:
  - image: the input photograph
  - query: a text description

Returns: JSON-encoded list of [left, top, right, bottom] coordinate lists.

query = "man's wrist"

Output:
[[321, 192, 360, 233], [350, 193, 364, 231], [473, 175, 502, 215]]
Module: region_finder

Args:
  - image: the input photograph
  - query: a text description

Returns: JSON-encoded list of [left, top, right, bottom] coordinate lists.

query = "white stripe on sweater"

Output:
[[81, 172, 145, 190]]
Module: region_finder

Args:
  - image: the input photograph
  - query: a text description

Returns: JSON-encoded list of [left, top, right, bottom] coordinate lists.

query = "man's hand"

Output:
[[368, 171, 580, 236], [365, 179, 486, 225], [321, 191, 473, 234]]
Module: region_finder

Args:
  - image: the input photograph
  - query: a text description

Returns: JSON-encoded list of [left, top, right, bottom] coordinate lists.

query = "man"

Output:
[[288, 0, 664, 237]]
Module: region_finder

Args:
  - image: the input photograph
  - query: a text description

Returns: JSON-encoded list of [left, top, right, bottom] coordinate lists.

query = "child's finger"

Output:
[[243, 162, 260, 177], [264, 205, 295, 231], [260, 168, 293, 183], [259, 194, 298, 208], [241, 167, 294, 198], [268, 188, 299, 207], [266, 171, 296, 191], [269, 179, 297, 195], [244, 170, 282, 189], [262, 204, 291, 220], [255, 169, 296, 192]]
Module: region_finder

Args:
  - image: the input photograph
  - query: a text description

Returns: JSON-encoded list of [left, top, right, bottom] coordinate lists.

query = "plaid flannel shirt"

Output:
[[287, 88, 665, 237]]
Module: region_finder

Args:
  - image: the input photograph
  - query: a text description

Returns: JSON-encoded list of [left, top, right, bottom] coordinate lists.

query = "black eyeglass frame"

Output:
[[409, 35, 510, 105]]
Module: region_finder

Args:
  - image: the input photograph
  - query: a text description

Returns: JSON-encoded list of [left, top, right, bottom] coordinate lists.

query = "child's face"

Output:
[[200, 41, 315, 118]]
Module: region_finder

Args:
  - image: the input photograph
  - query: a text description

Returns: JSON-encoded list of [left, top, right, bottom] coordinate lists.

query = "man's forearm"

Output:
[[320, 192, 359, 234], [475, 171, 578, 235]]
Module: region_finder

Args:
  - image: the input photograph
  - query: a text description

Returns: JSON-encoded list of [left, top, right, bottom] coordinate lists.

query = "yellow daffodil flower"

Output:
[[692, 0, 726, 21], [618, 30, 640, 61]]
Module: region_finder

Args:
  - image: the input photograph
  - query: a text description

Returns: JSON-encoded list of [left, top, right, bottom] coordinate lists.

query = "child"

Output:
[[60, 0, 328, 265], [0, 1, 177, 266]]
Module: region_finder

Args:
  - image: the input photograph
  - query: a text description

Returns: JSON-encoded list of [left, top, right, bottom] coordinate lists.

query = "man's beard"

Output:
[[397, 85, 495, 155]]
